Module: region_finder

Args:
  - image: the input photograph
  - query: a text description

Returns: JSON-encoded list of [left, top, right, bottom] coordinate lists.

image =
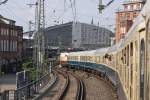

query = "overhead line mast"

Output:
[[34, 0, 47, 79]]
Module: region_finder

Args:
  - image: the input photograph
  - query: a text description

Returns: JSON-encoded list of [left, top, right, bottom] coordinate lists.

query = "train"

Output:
[[60, 1, 150, 100]]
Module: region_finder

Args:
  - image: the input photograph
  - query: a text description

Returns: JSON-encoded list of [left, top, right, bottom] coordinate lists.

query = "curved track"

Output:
[[36, 69, 85, 100], [38, 71, 68, 100], [74, 70, 118, 100], [63, 71, 84, 100]]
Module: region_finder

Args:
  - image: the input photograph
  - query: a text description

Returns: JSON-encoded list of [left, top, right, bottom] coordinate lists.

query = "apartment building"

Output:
[[0, 15, 23, 74], [115, 0, 145, 43]]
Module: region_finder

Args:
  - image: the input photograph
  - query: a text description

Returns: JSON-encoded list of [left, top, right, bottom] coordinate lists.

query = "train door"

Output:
[[140, 39, 145, 100], [146, 17, 150, 100]]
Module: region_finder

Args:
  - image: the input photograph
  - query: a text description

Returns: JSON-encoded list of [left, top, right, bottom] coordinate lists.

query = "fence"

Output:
[[0, 73, 51, 100]]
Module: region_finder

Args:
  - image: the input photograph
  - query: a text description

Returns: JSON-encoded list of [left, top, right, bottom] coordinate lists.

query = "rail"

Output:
[[68, 72, 84, 100], [66, 64, 118, 97], [57, 70, 70, 100], [78, 79, 84, 100]]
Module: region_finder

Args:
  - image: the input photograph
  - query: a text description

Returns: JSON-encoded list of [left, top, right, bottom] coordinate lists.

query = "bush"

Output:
[[22, 61, 37, 81]]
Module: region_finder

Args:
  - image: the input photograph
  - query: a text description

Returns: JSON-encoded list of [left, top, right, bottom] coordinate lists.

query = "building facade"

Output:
[[23, 31, 34, 59], [0, 15, 23, 74], [45, 22, 114, 50], [115, 0, 145, 43], [45, 22, 72, 49]]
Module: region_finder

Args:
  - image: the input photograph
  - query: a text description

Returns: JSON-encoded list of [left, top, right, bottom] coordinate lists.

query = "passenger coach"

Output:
[[60, 1, 150, 100]]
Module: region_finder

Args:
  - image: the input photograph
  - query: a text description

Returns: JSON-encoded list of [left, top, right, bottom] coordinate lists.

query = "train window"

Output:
[[121, 49, 124, 64], [124, 47, 127, 64], [130, 42, 133, 56], [135, 40, 138, 72], [127, 45, 129, 66], [146, 74, 149, 100], [131, 64, 133, 84], [140, 39, 145, 100]]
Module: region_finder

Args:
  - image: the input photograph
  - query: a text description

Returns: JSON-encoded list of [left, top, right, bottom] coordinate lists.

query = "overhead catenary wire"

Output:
[[0, 0, 8, 5], [73, 0, 77, 22], [1, 4, 29, 25], [50, 3, 72, 25], [69, 0, 76, 22]]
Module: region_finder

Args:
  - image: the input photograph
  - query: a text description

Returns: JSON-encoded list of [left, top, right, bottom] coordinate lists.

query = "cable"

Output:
[[52, 4, 72, 24], [73, 0, 77, 21], [0, 0, 8, 5], [10, 0, 33, 20], [2, 4, 29, 25], [106, 0, 115, 7], [64, 0, 66, 11], [69, 0, 76, 21]]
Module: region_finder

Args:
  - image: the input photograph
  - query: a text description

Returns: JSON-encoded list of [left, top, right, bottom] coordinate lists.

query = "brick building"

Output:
[[115, 0, 145, 43], [0, 15, 23, 74]]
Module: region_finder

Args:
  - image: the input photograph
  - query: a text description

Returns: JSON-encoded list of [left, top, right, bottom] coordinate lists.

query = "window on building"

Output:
[[133, 4, 137, 10], [6, 29, 9, 36], [133, 12, 137, 19], [138, 4, 141, 9], [0, 40, 2, 51], [10, 40, 13, 51], [131, 5, 133, 10], [15, 31, 18, 36], [7, 40, 9, 51], [15, 41, 17, 51], [13, 41, 15, 51], [127, 5, 130, 10], [127, 13, 130, 19], [3, 40, 6, 51], [4, 29, 7, 36], [0, 41, 1, 51], [1, 29, 3, 35]]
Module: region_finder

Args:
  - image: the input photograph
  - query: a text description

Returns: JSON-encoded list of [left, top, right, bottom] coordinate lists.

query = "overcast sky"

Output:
[[0, 0, 124, 32]]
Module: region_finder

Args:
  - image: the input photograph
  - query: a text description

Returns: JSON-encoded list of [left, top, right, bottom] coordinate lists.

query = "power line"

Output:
[[69, 0, 76, 21], [2, 4, 29, 25], [51, 4, 72, 24], [73, 0, 77, 21], [0, 0, 8, 5]]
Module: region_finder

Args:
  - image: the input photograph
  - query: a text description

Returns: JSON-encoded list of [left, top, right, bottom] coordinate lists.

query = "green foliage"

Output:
[[42, 59, 49, 74], [22, 57, 49, 81], [22, 61, 37, 81]]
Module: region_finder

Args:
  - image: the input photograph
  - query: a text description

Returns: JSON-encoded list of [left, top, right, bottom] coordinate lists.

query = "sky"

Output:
[[0, 0, 124, 32]]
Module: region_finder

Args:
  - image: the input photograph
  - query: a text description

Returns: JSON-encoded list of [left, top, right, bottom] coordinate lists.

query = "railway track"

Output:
[[73, 69, 118, 100], [63, 71, 84, 100], [36, 69, 84, 100], [36, 70, 68, 100]]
